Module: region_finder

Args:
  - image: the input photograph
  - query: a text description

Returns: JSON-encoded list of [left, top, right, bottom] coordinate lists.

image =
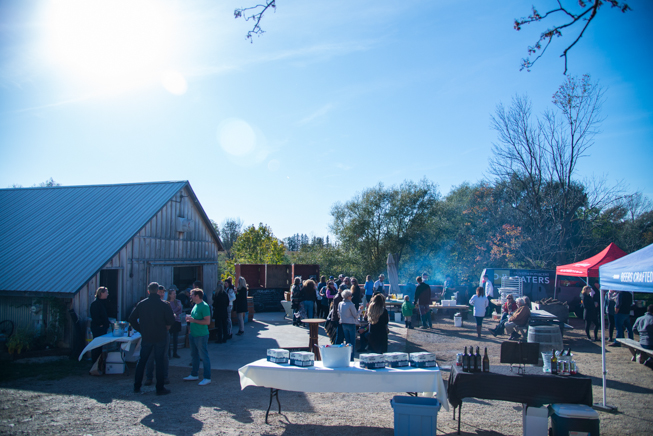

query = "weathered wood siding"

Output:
[[73, 186, 220, 321]]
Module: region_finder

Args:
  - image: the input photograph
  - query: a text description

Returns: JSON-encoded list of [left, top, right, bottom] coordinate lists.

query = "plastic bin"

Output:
[[522, 405, 548, 436], [550, 404, 600, 436], [390, 396, 441, 436], [319, 345, 352, 368]]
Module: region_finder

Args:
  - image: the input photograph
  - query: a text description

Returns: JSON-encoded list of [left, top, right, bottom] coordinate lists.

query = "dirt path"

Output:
[[1, 315, 652, 435]]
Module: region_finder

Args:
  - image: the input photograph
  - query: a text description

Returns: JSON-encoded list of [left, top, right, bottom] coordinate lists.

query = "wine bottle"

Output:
[[482, 347, 490, 372], [467, 346, 473, 372], [551, 349, 558, 375], [475, 346, 481, 372], [566, 347, 572, 356], [462, 346, 468, 372]]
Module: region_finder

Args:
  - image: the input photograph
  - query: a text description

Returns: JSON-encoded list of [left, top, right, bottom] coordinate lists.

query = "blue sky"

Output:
[[1, 0, 652, 240]]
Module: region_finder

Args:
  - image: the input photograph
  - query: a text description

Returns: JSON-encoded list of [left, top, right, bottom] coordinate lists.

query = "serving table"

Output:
[[447, 364, 592, 434], [239, 358, 449, 423], [78, 331, 142, 361]]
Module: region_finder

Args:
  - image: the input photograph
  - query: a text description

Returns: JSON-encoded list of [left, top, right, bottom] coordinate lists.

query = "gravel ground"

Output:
[[1, 315, 652, 435]]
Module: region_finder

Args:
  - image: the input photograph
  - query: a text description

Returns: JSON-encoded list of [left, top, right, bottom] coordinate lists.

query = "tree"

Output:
[[231, 223, 286, 265], [219, 218, 244, 259], [330, 179, 440, 276], [234, 0, 276, 42], [10, 178, 61, 188], [515, 0, 631, 73], [489, 75, 621, 267]]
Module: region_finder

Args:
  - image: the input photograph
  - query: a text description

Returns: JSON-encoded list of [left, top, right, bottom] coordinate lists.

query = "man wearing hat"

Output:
[[374, 274, 387, 297]]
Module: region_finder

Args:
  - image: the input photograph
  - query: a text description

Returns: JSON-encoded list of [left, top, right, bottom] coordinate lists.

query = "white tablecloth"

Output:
[[78, 332, 141, 361], [239, 358, 449, 410]]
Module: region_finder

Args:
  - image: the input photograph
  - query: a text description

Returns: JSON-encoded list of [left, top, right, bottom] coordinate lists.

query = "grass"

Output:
[[0, 358, 89, 383]]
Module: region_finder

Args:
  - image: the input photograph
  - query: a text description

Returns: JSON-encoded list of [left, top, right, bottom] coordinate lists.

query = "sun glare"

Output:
[[45, 0, 178, 87]]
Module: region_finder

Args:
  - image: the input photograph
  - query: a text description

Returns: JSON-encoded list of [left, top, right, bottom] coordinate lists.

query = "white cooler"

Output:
[[105, 351, 125, 374]]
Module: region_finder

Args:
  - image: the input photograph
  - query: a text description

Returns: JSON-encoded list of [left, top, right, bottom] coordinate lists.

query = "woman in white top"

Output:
[[469, 286, 489, 338], [338, 289, 359, 361]]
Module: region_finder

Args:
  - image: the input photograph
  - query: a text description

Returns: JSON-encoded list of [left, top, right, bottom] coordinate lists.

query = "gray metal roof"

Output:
[[0, 181, 220, 295]]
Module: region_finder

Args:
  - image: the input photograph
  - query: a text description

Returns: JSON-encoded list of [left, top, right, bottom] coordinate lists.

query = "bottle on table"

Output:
[[462, 346, 469, 372], [551, 348, 558, 375], [475, 346, 481, 372], [482, 347, 490, 372]]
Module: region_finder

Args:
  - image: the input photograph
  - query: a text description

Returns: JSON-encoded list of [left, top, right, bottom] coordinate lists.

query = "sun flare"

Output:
[[45, 0, 178, 87]]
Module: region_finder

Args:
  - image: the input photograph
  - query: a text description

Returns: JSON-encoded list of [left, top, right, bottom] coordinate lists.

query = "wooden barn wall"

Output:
[[73, 186, 220, 321]]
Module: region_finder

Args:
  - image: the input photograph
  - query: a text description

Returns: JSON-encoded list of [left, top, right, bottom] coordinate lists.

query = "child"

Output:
[[401, 295, 415, 329]]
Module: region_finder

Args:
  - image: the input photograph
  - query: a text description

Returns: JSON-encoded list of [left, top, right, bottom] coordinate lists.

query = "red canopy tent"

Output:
[[554, 243, 627, 297]]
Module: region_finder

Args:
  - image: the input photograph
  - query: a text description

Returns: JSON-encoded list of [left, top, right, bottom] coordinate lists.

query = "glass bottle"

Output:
[[551, 348, 558, 375], [482, 347, 490, 372]]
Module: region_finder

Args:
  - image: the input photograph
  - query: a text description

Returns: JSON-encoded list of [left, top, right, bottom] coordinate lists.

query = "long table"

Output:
[[239, 358, 449, 422], [447, 365, 592, 434]]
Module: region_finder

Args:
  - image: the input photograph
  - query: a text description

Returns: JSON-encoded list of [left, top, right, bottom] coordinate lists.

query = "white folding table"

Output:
[[239, 358, 449, 422]]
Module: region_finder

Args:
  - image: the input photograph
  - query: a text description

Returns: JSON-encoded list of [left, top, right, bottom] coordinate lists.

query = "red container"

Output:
[[291, 264, 320, 282], [235, 264, 265, 288]]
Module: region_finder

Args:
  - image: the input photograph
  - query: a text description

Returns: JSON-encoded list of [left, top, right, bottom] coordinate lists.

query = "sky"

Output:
[[1, 0, 652, 241]]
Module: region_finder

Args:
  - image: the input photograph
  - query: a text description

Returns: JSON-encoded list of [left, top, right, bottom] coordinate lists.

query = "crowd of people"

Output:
[[86, 271, 652, 396]]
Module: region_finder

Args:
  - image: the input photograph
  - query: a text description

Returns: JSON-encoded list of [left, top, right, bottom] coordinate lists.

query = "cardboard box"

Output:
[[360, 353, 386, 369], [105, 363, 125, 374], [290, 351, 314, 367], [267, 348, 290, 364]]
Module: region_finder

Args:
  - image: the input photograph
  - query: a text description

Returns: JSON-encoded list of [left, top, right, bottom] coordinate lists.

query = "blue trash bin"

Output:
[[390, 395, 441, 436]]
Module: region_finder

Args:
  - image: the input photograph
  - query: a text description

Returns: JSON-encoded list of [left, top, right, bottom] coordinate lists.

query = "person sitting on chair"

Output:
[[505, 297, 531, 341], [633, 304, 653, 369], [488, 294, 518, 337]]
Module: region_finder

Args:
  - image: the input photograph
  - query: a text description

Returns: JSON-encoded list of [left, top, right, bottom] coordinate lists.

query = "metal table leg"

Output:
[[457, 404, 462, 435], [265, 388, 281, 424]]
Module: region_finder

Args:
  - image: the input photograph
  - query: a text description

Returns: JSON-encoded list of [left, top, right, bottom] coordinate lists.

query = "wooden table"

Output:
[[301, 318, 326, 360]]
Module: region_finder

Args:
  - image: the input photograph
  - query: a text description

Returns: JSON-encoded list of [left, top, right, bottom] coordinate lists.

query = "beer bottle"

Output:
[[462, 347, 469, 372], [482, 347, 490, 372], [551, 349, 558, 375]]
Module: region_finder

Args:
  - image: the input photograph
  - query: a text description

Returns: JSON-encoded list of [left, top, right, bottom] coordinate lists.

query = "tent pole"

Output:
[[594, 287, 617, 412], [553, 275, 558, 300]]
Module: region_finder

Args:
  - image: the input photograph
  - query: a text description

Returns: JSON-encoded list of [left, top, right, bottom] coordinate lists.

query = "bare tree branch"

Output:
[[515, 0, 631, 74], [234, 0, 276, 42]]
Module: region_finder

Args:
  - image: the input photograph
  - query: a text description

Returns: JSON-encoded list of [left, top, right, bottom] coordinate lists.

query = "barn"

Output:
[[0, 181, 223, 350]]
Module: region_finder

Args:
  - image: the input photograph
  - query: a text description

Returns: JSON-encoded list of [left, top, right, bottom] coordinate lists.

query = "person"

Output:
[[351, 278, 362, 311], [145, 285, 171, 386], [505, 297, 531, 340], [339, 276, 351, 292], [235, 277, 248, 335], [315, 276, 325, 318], [338, 289, 359, 361], [633, 305, 653, 369], [364, 275, 375, 305], [482, 274, 498, 316], [443, 274, 455, 300], [318, 276, 330, 319], [184, 289, 212, 386], [609, 290, 634, 347], [331, 285, 345, 344], [225, 277, 236, 339], [359, 293, 389, 353], [605, 290, 617, 342], [302, 278, 317, 319], [290, 277, 303, 326], [401, 295, 415, 329], [167, 287, 183, 358], [374, 274, 386, 296], [469, 286, 489, 338], [488, 294, 518, 336], [325, 279, 338, 309], [335, 274, 343, 289], [581, 285, 599, 341], [89, 287, 110, 365], [129, 282, 175, 395], [414, 276, 432, 328], [177, 287, 190, 309], [212, 281, 230, 343]]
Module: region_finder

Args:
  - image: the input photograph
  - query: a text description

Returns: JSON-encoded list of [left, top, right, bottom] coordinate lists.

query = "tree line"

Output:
[[214, 75, 651, 284]]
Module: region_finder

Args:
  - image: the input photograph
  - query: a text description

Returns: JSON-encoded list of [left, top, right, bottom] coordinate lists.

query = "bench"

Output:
[[616, 338, 653, 362]]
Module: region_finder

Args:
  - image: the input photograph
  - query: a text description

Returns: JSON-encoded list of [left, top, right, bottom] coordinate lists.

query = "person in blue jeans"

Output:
[[338, 289, 359, 361], [302, 279, 317, 319], [609, 290, 634, 347], [184, 289, 212, 386]]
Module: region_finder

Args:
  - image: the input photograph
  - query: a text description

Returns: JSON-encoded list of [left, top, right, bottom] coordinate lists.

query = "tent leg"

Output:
[[595, 288, 618, 413]]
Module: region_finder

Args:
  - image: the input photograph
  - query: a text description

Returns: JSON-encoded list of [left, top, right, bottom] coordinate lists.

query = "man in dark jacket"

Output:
[[414, 276, 432, 328], [129, 282, 175, 394], [609, 290, 634, 347], [89, 287, 110, 365]]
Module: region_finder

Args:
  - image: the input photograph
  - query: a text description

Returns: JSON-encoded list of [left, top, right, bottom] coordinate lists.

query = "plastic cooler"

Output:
[[390, 396, 441, 436], [549, 404, 600, 436]]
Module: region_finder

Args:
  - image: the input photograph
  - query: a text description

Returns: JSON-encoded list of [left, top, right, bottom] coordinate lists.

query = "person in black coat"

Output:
[[581, 286, 599, 341], [359, 293, 389, 353], [235, 277, 249, 335], [89, 287, 110, 364], [212, 282, 230, 343]]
